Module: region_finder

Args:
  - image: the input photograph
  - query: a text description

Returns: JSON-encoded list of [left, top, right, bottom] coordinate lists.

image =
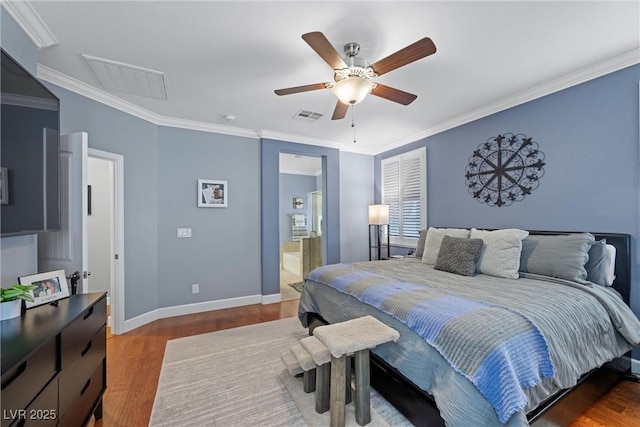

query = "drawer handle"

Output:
[[1, 361, 27, 390], [84, 306, 94, 320], [81, 340, 93, 357], [81, 378, 91, 396]]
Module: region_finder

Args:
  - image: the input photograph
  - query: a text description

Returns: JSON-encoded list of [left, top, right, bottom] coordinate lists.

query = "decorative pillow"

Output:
[[605, 244, 617, 286], [414, 229, 427, 258], [519, 233, 596, 284], [470, 228, 529, 279], [434, 236, 483, 276], [585, 239, 608, 287], [421, 228, 471, 265]]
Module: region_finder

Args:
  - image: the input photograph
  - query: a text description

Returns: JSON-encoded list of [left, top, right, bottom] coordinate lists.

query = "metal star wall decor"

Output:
[[464, 133, 546, 207]]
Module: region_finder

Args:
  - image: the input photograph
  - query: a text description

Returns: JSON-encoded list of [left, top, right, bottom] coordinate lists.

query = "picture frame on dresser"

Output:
[[19, 269, 70, 309]]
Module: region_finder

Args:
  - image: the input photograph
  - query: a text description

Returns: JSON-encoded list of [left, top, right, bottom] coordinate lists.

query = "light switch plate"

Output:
[[177, 228, 192, 238]]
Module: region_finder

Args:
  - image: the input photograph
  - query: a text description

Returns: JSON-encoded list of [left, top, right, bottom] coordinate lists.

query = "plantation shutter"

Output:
[[401, 155, 422, 239], [381, 148, 426, 245], [382, 159, 400, 238]]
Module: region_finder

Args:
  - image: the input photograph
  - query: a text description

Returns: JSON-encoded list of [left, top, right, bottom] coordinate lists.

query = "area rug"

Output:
[[149, 317, 410, 426], [288, 281, 305, 293]]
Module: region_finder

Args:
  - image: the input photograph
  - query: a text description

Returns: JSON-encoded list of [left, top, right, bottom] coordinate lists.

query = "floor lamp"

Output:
[[369, 204, 390, 261]]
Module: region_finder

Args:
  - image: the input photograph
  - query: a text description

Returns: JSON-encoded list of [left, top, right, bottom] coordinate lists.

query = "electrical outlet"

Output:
[[192, 284, 199, 294]]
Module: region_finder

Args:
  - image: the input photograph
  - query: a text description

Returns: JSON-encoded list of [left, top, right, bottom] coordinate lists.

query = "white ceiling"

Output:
[[9, 1, 640, 155]]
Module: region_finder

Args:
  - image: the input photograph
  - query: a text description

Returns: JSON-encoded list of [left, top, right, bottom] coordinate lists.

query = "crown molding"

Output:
[[377, 48, 640, 154], [39, 64, 159, 122], [1, 1, 58, 48], [258, 130, 375, 155], [157, 116, 259, 139], [38, 46, 638, 157], [38, 64, 261, 139]]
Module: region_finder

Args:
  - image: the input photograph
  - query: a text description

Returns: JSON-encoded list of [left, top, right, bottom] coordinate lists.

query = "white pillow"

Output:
[[421, 227, 471, 265], [470, 228, 529, 279], [605, 244, 616, 286]]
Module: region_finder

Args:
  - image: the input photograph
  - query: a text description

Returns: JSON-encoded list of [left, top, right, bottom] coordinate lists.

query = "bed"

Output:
[[298, 229, 640, 426]]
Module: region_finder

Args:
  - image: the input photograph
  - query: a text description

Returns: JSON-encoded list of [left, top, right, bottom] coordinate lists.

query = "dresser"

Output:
[[1, 293, 107, 427]]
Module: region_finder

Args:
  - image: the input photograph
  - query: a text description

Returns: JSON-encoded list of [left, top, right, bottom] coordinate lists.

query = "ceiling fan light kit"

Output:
[[274, 31, 436, 121], [332, 76, 374, 105]]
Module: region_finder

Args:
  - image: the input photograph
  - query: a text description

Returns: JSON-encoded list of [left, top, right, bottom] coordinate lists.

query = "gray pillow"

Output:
[[414, 229, 427, 258], [434, 236, 483, 276], [519, 233, 595, 283], [585, 239, 608, 287]]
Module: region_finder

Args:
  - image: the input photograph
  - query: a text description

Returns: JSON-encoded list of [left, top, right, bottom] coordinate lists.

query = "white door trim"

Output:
[[88, 148, 125, 335]]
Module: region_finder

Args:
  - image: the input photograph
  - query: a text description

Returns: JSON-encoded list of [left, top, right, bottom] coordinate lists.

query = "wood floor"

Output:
[[96, 300, 639, 427]]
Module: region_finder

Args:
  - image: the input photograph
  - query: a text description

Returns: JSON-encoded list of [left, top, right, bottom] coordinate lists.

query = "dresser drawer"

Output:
[[60, 298, 106, 368], [18, 376, 58, 427], [59, 325, 106, 418], [57, 364, 105, 427], [0, 338, 57, 427]]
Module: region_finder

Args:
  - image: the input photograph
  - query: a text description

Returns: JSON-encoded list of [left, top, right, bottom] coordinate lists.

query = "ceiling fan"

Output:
[[274, 31, 436, 120]]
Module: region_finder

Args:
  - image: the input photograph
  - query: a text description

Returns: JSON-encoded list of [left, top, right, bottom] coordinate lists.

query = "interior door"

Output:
[[38, 132, 90, 294]]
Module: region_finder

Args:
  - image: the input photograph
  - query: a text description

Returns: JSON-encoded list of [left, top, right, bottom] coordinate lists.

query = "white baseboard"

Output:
[[632, 357, 640, 374], [120, 294, 265, 334], [261, 293, 282, 304]]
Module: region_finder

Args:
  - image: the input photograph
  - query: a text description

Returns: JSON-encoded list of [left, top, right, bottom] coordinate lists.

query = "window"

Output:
[[381, 147, 426, 246]]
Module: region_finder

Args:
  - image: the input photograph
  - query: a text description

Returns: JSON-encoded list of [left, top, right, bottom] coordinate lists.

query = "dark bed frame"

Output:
[[308, 230, 632, 427]]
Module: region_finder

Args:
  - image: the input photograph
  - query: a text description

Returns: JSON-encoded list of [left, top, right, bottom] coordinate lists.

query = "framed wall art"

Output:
[[198, 179, 227, 208], [19, 269, 70, 308]]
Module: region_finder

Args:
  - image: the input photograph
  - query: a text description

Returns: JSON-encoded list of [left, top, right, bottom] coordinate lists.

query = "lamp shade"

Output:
[[332, 76, 373, 105], [368, 204, 390, 225]]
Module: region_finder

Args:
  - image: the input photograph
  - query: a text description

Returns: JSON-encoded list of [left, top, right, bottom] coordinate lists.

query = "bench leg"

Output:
[[354, 349, 371, 425], [303, 368, 316, 393], [345, 355, 352, 405], [330, 355, 347, 427], [315, 363, 330, 413]]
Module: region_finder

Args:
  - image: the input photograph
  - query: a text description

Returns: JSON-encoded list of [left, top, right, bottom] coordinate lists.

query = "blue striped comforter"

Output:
[[307, 263, 555, 423]]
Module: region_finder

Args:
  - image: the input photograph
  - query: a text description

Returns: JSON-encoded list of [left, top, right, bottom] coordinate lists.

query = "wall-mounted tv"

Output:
[[1, 49, 60, 236]]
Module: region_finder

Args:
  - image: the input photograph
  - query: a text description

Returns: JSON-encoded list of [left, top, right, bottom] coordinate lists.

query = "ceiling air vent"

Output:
[[83, 54, 167, 99], [293, 109, 323, 122]]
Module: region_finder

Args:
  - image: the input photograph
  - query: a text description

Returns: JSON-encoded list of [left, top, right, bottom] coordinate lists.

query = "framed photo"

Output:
[[293, 197, 304, 209], [198, 179, 227, 208], [19, 269, 70, 309], [0, 167, 8, 204]]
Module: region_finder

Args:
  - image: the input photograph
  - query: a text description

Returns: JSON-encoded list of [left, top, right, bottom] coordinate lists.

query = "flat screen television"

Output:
[[1, 48, 60, 236]]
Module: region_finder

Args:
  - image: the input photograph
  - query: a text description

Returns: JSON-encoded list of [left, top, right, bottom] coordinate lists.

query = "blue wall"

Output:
[[339, 151, 375, 263], [375, 65, 640, 326], [156, 127, 261, 307]]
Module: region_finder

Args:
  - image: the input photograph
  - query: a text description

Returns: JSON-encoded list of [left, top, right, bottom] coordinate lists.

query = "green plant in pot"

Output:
[[0, 284, 37, 320]]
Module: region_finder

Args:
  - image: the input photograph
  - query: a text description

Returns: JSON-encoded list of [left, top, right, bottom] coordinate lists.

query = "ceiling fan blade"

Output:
[[371, 84, 417, 105], [331, 101, 349, 120], [274, 83, 328, 96], [369, 37, 436, 76], [302, 32, 348, 70]]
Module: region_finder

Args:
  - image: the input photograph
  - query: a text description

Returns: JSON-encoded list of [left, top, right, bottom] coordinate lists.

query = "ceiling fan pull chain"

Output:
[[351, 105, 357, 143]]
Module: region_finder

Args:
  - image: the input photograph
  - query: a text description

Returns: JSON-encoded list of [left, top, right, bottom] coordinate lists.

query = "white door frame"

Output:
[[88, 148, 125, 335]]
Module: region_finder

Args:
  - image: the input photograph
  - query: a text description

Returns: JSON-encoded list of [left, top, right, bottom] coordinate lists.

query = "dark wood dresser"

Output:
[[1, 293, 107, 427]]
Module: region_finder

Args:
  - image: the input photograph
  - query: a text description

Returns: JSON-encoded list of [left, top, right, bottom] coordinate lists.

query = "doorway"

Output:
[[279, 153, 324, 301], [88, 149, 124, 335]]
